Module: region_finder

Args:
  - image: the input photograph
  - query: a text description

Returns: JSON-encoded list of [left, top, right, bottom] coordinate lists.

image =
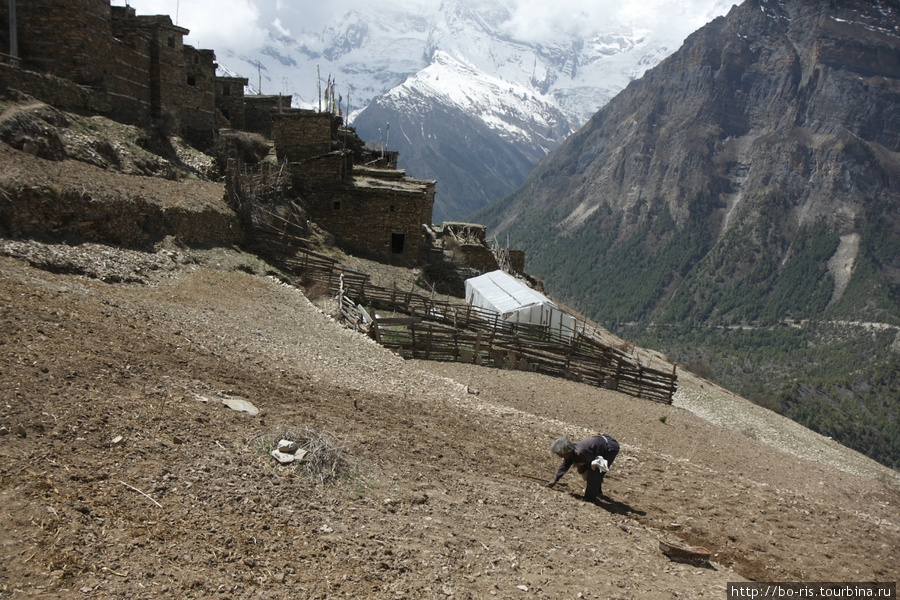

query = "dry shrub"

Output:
[[303, 278, 330, 302], [214, 130, 270, 166], [256, 426, 361, 485]]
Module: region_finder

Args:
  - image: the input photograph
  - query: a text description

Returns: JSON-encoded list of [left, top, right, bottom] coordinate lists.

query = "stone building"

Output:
[[270, 110, 436, 264], [272, 110, 339, 163], [215, 76, 249, 129], [1, 0, 223, 144], [244, 95, 291, 138]]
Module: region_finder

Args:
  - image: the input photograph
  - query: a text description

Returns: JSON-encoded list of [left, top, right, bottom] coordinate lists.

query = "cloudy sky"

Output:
[[111, 0, 735, 55]]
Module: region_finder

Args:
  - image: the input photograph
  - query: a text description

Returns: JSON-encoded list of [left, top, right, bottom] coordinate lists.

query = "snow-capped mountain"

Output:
[[205, 0, 731, 221]]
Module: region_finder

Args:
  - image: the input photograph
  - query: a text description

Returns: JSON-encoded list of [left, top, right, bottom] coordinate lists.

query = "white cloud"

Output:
[[113, 0, 733, 55], [271, 17, 290, 37], [111, 0, 268, 53], [500, 0, 734, 42]]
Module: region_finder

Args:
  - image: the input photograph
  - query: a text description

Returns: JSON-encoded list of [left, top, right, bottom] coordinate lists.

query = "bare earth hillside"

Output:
[[1, 147, 899, 599]]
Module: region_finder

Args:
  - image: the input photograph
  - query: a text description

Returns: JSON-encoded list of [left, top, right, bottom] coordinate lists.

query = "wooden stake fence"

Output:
[[236, 225, 677, 404]]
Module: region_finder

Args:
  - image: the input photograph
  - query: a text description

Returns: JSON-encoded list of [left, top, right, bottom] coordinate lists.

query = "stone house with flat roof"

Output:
[[270, 109, 436, 264]]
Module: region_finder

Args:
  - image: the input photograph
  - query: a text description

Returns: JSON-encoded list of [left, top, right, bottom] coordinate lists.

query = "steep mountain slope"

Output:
[[2, 91, 899, 596], [353, 51, 574, 222], [475, 0, 900, 467]]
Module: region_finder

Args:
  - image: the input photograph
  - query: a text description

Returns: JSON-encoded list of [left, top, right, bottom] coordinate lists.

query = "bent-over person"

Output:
[[546, 434, 619, 501]]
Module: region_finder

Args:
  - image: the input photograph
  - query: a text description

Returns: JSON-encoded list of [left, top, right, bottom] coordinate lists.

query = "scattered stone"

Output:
[[172, 435, 184, 445], [221, 397, 259, 416], [15, 424, 27, 438], [270, 439, 307, 465], [65, 501, 91, 514], [271, 449, 297, 464], [111, 435, 123, 445], [277, 439, 299, 453], [0, 426, 9, 436]]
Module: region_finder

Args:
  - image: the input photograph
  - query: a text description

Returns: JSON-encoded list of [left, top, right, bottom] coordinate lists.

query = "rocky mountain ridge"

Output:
[[474, 0, 900, 468]]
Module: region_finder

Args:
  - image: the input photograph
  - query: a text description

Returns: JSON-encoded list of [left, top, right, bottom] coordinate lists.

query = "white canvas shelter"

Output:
[[465, 270, 577, 341]]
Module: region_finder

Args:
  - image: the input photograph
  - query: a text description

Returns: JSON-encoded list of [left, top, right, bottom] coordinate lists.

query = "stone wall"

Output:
[[179, 47, 217, 143], [244, 95, 290, 138], [508, 250, 525, 274], [316, 179, 432, 261], [0, 186, 243, 248], [1, 0, 113, 86], [0, 62, 111, 114], [272, 110, 338, 163], [216, 77, 248, 129], [456, 244, 499, 273]]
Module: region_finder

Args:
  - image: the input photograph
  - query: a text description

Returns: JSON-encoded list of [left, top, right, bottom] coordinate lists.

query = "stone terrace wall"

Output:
[[0, 186, 242, 248], [0, 63, 111, 114]]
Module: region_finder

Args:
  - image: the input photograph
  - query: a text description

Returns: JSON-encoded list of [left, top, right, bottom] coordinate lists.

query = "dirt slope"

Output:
[[0, 127, 898, 598], [1, 239, 898, 600]]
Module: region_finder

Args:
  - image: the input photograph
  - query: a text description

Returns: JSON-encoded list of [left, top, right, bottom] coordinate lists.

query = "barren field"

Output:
[[0, 135, 898, 599], [1, 238, 898, 600]]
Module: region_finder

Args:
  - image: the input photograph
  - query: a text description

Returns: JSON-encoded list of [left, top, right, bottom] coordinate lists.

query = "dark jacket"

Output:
[[553, 434, 619, 482]]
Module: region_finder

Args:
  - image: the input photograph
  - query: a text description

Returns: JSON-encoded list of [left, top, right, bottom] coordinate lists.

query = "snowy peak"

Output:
[[386, 50, 573, 147], [321, 13, 370, 61]]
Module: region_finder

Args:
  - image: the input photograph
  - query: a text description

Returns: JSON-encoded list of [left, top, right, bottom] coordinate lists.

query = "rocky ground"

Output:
[[1, 109, 899, 599]]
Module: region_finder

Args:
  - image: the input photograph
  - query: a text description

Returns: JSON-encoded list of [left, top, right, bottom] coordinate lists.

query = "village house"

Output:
[[0, 0, 231, 145], [1, 0, 520, 269], [267, 109, 435, 263]]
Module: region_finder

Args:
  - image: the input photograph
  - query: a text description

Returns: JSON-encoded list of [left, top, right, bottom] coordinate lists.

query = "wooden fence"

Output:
[[240, 226, 677, 404], [331, 271, 677, 404]]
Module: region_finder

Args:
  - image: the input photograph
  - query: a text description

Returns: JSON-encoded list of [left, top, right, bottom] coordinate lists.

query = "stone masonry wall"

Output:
[[508, 250, 525, 274], [1, 0, 113, 86], [0, 186, 243, 248], [244, 96, 291, 138], [179, 47, 217, 143], [456, 244, 499, 273], [107, 6, 154, 123], [0, 62, 111, 113], [216, 77, 248, 129], [272, 111, 337, 163], [317, 183, 428, 261]]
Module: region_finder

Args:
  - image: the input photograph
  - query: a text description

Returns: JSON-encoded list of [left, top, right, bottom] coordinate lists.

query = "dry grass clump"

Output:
[[255, 426, 362, 485]]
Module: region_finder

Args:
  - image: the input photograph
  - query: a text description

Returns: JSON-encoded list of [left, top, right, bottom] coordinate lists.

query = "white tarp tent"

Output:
[[465, 270, 577, 341]]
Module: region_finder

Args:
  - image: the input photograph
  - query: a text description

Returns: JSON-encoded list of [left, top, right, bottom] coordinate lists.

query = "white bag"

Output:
[[591, 457, 609, 473]]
